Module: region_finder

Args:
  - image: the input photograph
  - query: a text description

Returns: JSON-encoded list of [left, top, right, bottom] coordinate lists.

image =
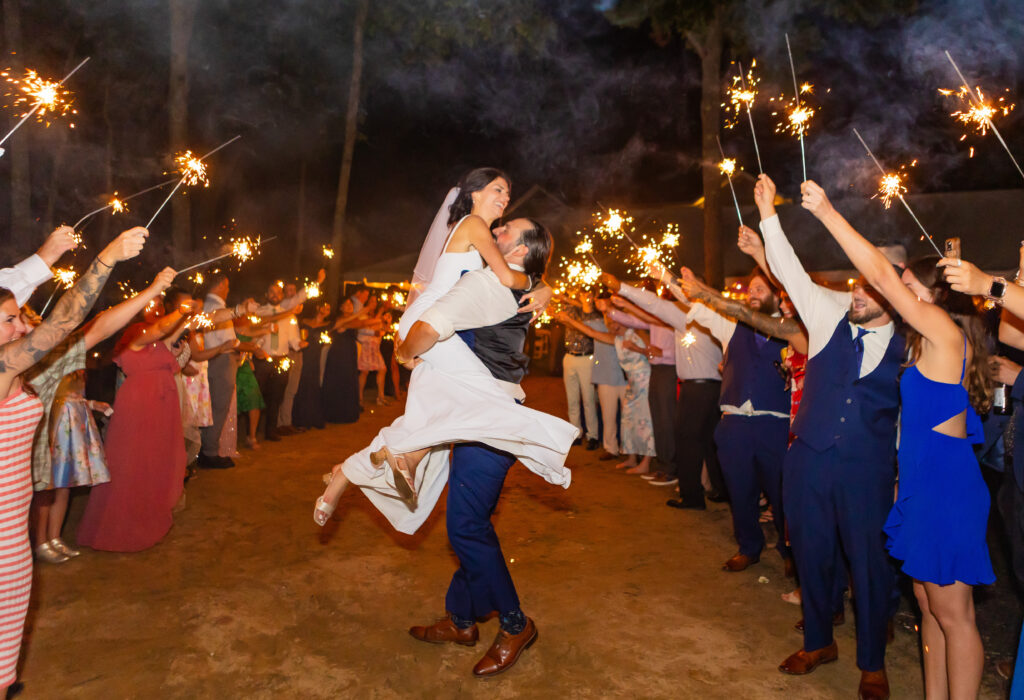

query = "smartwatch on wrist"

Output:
[[988, 276, 1008, 303]]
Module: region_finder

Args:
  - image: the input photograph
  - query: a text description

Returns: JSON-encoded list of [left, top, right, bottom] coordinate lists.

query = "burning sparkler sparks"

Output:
[[320, 331, 332, 345], [230, 235, 259, 264], [852, 128, 942, 257], [174, 150, 209, 188], [661, 228, 680, 249], [322, 245, 334, 259], [52, 267, 77, 289], [944, 51, 1024, 182], [716, 137, 744, 224], [722, 60, 763, 173], [390, 290, 407, 308], [190, 312, 214, 330], [108, 196, 127, 214], [304, 280, 321, 299], [2, 68, 76, 126], [876, 173, 906, 210], [275, 356, 292, 374], [784, 33, 812, 181]]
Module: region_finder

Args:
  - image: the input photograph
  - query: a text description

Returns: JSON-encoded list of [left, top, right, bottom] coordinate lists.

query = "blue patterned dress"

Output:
[[614, 329, 656, 457]]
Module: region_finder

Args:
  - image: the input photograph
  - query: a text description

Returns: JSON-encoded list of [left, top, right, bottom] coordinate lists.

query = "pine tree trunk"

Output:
[[294, 160, 307, 274], [697, 10, 724, 288], [327, 0, 369, 306], [169, 0, 199, 257], [3, 0, 31, 250]]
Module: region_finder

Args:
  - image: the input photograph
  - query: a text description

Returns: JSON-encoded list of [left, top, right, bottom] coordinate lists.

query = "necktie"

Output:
[[853, 327, 873, 375]]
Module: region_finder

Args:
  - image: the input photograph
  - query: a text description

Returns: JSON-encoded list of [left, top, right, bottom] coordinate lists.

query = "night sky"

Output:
[[3, 0, 1024, 286]]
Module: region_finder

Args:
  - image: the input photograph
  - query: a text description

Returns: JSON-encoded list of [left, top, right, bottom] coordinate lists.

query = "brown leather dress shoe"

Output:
[[778, 641, 839, 675], [472, 617, 538, 677], [409, 614, 479, 646], [858, 669, 889, 700], [722, 553, 759, 572], [794, 609, 845, 631]]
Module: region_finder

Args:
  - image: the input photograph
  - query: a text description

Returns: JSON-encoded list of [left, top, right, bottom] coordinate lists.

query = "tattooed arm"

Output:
[[673, 267, 805, 345], [0, 227, 149, 380]]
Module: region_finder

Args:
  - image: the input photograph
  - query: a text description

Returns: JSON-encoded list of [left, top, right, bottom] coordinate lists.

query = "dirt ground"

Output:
[[16, 376, 1011, 698]]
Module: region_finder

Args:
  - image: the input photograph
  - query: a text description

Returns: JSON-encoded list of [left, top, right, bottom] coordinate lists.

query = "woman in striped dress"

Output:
[[0, 227, 149, 689]]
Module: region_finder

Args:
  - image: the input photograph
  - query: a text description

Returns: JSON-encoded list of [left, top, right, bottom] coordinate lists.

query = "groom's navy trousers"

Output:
[[445, 442, 520, 621]]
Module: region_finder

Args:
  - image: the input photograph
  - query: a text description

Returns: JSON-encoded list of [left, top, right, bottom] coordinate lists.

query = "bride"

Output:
[[313, 167, 578, 533]]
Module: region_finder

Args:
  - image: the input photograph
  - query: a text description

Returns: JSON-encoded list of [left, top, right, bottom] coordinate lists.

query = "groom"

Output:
[[398, 217, 555, 677]]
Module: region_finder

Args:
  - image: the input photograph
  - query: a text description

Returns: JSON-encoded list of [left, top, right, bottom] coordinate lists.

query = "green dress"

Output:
[[236, 335, 266, 412]]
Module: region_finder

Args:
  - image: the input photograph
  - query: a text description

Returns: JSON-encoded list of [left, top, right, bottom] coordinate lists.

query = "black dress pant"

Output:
[[673, 380, 723, 504], [253, 358, 289, 439]]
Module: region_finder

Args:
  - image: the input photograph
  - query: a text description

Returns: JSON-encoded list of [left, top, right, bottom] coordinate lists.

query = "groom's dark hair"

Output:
[[518, 218, 553, 279]]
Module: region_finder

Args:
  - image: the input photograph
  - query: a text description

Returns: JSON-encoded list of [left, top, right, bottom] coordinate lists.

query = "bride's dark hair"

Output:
[[447, 167, 510, 227]]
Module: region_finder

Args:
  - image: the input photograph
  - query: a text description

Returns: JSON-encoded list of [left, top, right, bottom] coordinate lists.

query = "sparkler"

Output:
[[943, 51, 1024, 182], [275, 356, 293, 374], [320, 331, 332, 345], [176, 235, 276, 276], [304, 280, 321, 299], [877, 173, 906, 210], [574, 237, 601, 267], [716, 136, 744, 224], [145, 135, 242, 228], [852, 128, 942, 257], [596, 208, 642, 250], [322, 245, 334, 259], [785, 34, 810, 181], [726, 60, 763, 173], [39, 267, 78, 316], [70, 176, 179, 230], [190, 312, 214, 330], [0, 57, 89, 149]]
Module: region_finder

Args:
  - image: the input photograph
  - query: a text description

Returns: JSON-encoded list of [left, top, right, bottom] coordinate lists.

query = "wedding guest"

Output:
[[560, 290, 600, 450], [0, 226, 149, 692], [293, 301, 332, 429], [277, 282, 305, 433], [29, 268, 176, 563], [602, 273, 725, 501], [757, 175, 903, 699], [357, 297, 390, 406], [555, 312, 655, 471], [655, 263, 791, 574], [322, 299, 371, 423], [77, 288, 202, 552], [591, 294, 628, 461], [235, 317, 272, 449]]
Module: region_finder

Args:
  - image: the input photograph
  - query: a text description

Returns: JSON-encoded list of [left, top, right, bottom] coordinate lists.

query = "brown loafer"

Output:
[[778, 641, 839, 675], [472, 617, 538, 677], [858, 669, 889, 700], [722, 553, 759, 572], [794, 609, 845, 631], [409, 614, 479, 646]]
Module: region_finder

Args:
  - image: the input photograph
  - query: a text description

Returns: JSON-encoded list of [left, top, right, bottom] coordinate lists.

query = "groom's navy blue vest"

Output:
[[457, 287, 531, 385], [791, 316, 904, 460], [718, 323, 790, 415]]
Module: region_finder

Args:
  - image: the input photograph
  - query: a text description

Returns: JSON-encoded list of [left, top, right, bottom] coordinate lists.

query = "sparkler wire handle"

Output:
[[785, 34, 807, 181], [737, 61, 763, 174], [145, 178, 186, 229], [851, 128, 943, 258], [39, 288, 59, 317], [71, 176, 181, 229], [944, 51, 1024, 183], [198, 135, 242, 161], [0, 56, 91, 149]]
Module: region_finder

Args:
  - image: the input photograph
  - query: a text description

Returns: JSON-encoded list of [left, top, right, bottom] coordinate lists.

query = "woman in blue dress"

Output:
[[801, 178, 992, 699]]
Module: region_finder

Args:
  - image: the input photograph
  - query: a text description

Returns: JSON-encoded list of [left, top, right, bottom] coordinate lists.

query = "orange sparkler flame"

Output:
[[191, 312, 214, 330], [575, 238, 594, 255], [877, 173, 906, 210], [723, 59, 759, 130], [320, 331, 332, 345], [108, 196, 127, 214], [322, 245, 334, 259], [718, 158, 737, 176], [52, 267, 76, 289], [2, 68, 77, 126], [304, 281, 321, 299], [940, 85, 1013, 136], [174, 150, 209, 187], [229, 235, 260, 264]]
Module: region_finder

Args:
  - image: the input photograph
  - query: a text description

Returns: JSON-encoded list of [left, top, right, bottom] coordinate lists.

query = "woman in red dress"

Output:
[[0, 226, 149, 690], [77, 294, 200, 552]]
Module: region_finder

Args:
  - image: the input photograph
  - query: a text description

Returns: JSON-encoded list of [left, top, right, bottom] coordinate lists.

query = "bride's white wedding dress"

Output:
[[340, 217, 578, 534]]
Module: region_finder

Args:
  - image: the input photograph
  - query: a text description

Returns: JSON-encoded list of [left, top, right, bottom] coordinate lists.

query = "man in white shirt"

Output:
[[277, 282, 305, 433], [0, 226, 78, 305], [756, 174, 901, 698]]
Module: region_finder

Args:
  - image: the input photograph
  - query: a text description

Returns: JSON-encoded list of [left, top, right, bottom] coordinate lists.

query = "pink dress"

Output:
[[0, 389, 42, 686], [77, 326, 186, 552]]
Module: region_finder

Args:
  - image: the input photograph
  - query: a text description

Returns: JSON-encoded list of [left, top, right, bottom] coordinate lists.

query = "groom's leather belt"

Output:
[[680, 378, 721, 384]]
